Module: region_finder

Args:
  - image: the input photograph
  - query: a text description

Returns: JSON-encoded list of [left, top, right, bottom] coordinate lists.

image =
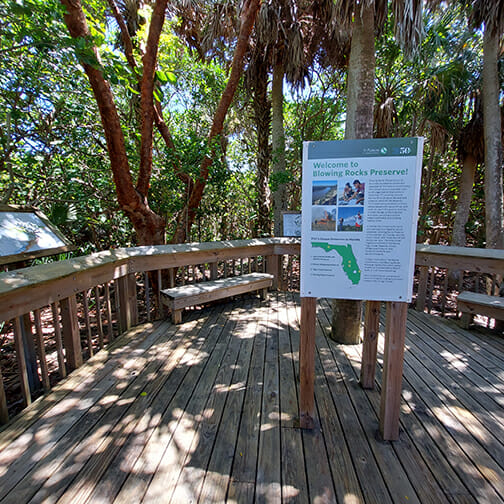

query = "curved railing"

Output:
[[0, 238, 300, 423], [1, 239, 502, 424]]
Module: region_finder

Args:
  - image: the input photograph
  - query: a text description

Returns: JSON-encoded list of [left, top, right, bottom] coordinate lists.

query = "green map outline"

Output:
[[311, 242, 361, 285]]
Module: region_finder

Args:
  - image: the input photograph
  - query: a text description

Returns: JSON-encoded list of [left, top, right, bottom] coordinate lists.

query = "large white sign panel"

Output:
[[300, 137, 424, 302]]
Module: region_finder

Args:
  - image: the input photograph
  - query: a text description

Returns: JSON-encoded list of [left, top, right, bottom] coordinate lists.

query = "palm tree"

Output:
[[330, 0, 426, 344], [468, 0, 504, 250]]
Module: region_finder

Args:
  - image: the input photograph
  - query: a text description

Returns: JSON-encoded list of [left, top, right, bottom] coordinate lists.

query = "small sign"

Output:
[[300, 138, 424, 302], [282, 211, 301, 237], [0, 205, 73, 265]]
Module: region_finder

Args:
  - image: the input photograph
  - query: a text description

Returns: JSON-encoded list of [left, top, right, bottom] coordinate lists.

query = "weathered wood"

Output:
[[82, 291, 94, 357], [19, 313, 41, 392], [117, 274, 137, 333], [60, 295, 83, 371], [210, 261, 218, 280], [160, 272, 273, 324], [93, 287, 104, 348], [299, 296, 316, 429], [361, 300, 380, 389], [457, 291, 504, 326], [33, 308, 51, 390], [13, 317, 31, 407], [415, 244, 504, 274], [144, 272, 151, 322], [0, 366, 9, 424], [266, 254, 281, 290], [380, 301, 408, 441], [416, 266, 429, 312], [2, 297, 504, 503], [104, 282, 114, 340], [51, 301, 67, 378]]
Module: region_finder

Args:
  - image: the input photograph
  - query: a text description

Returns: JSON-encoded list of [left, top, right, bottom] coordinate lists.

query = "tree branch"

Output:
[[137, 0, 169, 198], [171, 0, 261, 243]]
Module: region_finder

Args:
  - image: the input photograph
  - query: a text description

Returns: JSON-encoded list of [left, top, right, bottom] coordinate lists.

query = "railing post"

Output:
[[117, 273, 137, 333], [210, 262, 218, 280], [360, 300, 381, 389], [266, 255, 281, 290], [300, 296, 317, 429], [416, 266, 428, 312], [18, 313, 41, 392], [13, 317, 31, 407], [60, 295, 83, 372], [0, 368, 8, 424]]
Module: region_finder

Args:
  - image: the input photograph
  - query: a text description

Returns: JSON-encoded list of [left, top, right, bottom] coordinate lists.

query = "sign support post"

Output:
[[299, 296, 317, 429], [380, 301, 408, 440]]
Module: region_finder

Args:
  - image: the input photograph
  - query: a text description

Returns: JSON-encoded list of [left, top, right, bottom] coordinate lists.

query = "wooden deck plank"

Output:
[[25, 312, 204, 504], [317, 299, 422, 503], [410, 311, 504, 380], [165, 301, 250, 503], [79, 309, 216, 504], [111, 301, 237, 504], [288, 294, 340, 504], [405, 313, 504, 435], [380, 312, 504, 503], [342, 343, 462, 504], [197, 299, 261, 503], [0, 296, 503, 504], [397, 337, 504, 496], [288, 293, 363, 504], [277, 292, 309, 503], [255, 297, 282, 503], [227, 301, 268, 500], [0, 321, 159, 452], [0, 320, 175, 502]]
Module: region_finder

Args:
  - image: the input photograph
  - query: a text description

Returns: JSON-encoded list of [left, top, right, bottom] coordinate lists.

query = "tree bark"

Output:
[[272, 61, 287, 236], [331, 0, 375, 344], [452, 154, 477, 247], [171, 0, 261, 243], [60, 0, 165, 246], [254, 53, 271, 237], [482, 28, 504, 250]]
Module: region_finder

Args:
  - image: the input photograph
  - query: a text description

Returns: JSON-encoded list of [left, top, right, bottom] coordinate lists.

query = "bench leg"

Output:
[[460, 312, 472, 329], [260, 288, 268, 300], [172, 309, 182, 324]]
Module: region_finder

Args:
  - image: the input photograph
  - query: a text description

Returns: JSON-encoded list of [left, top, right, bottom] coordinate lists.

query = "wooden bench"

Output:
[[160, 272, 274, 324], [457, 291, 504, 329]]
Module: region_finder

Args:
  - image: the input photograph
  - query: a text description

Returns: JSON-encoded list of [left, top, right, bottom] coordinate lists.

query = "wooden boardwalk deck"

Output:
[[0, 293, 503, 503]]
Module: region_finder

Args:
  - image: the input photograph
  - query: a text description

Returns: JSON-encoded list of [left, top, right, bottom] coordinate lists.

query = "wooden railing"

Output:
[[414, 244, 504, 317], [1, 239, 502, 424], [0, 238, 300, 424]]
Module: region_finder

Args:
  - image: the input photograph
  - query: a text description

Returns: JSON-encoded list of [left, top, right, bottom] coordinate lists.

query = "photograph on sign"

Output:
[[300, 138, 424, 302]]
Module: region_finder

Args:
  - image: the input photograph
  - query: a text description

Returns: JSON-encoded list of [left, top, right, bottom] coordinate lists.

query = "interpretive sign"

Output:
[[300, 138, 424, 302], [282, 211, 301, 237], [0, 205, 73, 265]]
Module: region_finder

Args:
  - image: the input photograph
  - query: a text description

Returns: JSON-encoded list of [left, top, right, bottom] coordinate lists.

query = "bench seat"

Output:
[[457, 291, 504, 329], [160, 272, 274, 324]]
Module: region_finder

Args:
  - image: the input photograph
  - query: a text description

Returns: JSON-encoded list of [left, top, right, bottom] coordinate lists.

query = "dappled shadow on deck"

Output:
[[0, 294, 503, 503]]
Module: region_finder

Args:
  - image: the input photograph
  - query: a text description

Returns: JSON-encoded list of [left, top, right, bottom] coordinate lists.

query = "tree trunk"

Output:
[[254, 59, 272, 237], [272, 61, 287, 236], [452, 154, 477, 247], [61, 0, 166, 246], [331, 0, 375, 344], [482, 28, 504, 250]]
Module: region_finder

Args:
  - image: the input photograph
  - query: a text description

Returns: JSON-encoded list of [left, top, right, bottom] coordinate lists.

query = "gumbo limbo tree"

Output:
[[60, 0, 260, 245]]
